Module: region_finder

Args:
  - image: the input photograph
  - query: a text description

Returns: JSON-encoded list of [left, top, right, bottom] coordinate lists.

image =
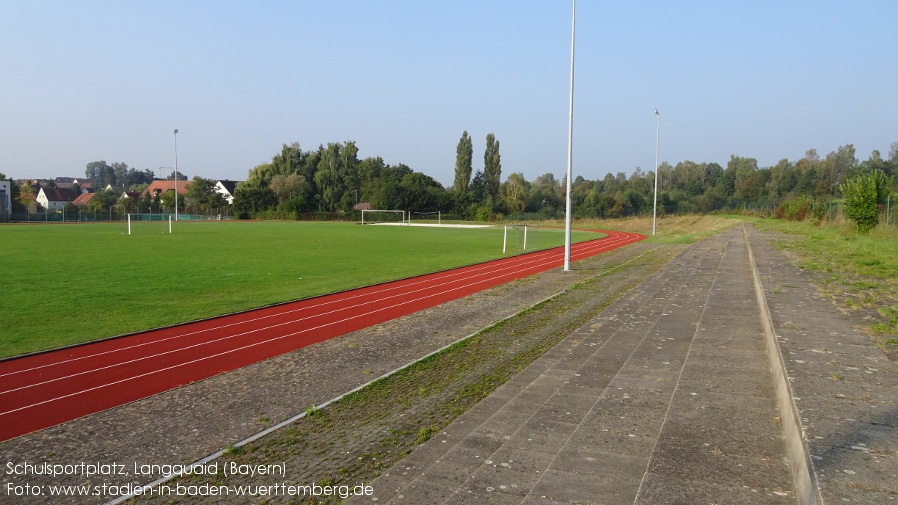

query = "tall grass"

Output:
[[0, 221, 597, 358], [753, 218, 898, 341]]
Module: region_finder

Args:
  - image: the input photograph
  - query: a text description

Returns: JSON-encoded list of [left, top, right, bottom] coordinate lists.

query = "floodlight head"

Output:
[[654, 108, 659, 115], [174, 129, 178, 134]]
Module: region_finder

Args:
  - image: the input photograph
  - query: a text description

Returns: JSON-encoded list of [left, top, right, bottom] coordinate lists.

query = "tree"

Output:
[[453, 131, 473, 194], [186, 176, 227, 213], [500, 173, 528, 214], [16, 180, 37, 211], [483, 133, 501, 204], [232, 182, 277, 218], [840, 171, 890, 233], [314, 142, 349, 211], [270, 173, 307, 204]]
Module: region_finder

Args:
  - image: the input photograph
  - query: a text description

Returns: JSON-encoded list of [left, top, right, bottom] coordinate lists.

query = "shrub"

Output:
[[840, 172, 890, 233], [776, 195, 815, 222]]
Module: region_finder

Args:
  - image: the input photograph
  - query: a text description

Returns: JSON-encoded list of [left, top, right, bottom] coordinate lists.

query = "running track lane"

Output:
[[0, 230, 645, 442]]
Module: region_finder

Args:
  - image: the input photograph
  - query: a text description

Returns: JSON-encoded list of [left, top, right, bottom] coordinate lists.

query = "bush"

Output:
[[840, 173, 887, 233], [776, 195, 815, 222]]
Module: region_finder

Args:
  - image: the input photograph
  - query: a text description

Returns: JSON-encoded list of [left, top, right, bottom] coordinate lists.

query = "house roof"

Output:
[[216, 179, 241, 195], [40, 186, 78, 202], [72, 193, 95, 206], [143, 179, 192, 197], [55, 182, 93, 193]]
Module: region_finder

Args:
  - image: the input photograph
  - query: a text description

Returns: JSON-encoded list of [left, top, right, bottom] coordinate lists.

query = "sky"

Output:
[[1, 1, 896, 187]]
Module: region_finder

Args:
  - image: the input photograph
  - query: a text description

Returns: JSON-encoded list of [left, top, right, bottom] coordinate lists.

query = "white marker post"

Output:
[[503, 226, 508, 254], [128, 213, 131, 235]]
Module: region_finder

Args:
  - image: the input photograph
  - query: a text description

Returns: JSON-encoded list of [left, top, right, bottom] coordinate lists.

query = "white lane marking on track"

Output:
[[1, 234, 641, 417], [0, 236, 606, 378], [1, 232, 633, 381], [0, 233, 643, 416], [0, 234, 634, 397]]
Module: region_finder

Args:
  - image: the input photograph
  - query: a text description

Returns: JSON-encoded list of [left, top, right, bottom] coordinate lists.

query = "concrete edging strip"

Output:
[[743, 224, 822, 505]]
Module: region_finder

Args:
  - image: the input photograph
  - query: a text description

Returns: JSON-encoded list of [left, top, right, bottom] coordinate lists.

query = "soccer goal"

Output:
[[361, 209, 406, 225], [410, 211, 441, 224], [126, 213, 174, 234], [502, 224, 540, 253]]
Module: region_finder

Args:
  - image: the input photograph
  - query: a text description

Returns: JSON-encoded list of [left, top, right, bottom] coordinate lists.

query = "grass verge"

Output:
[[752, 218, 898, 357]]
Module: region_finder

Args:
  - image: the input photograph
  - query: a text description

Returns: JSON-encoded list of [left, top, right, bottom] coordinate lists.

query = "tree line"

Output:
[[231, 134, 897, 223], [4, 136, 894, 225]]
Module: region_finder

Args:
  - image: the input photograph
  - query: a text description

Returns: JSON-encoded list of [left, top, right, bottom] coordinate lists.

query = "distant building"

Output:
[[72, 193, 96, 207], [143, 180, 191, 199], [214, 180, 241, 205], [0, 180, 10, 214], [36, 186, 77, 211]]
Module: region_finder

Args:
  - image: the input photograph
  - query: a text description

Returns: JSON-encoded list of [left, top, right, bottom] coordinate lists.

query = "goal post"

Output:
[[503, 224, 529, 253], [361, 209, 406, 225]]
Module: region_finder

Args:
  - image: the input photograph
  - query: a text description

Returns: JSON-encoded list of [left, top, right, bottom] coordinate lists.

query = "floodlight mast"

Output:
[[563, 0, 576, 271], [174, 128, 179, 222], [652, 109, 660, 236]]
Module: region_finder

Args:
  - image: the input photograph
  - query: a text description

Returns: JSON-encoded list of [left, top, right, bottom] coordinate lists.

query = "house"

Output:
[[36, 186, 77, 211], [55, 178, 94, 193], [72, 193, 96, 207], [143, 180, 191, 199], [55, 182, 92, 194], [214, 179, 241, 205]]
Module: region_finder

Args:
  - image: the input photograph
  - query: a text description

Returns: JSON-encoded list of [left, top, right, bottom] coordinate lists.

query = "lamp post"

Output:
[[563, 0, 576, 271], [652, 108, 660, 236], [174, 129, 179, 221]]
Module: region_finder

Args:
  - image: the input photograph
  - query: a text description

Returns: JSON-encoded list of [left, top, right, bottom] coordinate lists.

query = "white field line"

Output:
[[0, 234, 638, 412]]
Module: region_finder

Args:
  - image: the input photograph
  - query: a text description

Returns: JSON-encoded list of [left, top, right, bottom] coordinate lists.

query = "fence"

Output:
[[0, 210, 231, 224]]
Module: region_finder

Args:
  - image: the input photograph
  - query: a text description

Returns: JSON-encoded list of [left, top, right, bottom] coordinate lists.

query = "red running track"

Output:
[[0, 230, 644, 442]]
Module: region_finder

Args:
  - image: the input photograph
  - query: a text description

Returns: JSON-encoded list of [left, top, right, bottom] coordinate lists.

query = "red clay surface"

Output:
[[0, 230, 644, 442]]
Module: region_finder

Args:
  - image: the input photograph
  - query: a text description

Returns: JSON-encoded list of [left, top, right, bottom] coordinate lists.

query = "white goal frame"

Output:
[[503, 224, 528, 253], [361, 209, 405, 225]]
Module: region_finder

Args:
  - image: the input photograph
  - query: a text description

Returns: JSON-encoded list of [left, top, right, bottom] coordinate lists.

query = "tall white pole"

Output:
[[652, 109, 660, 236], [174, 129, 179, 222], [563, 0, 576, 271]]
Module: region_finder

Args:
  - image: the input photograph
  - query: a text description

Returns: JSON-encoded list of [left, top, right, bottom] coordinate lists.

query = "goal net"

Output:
[[126, 213, 174, 234], [410, 211, 441, 224], [361, 209, 405, 225], [503, 224, 541, 253]]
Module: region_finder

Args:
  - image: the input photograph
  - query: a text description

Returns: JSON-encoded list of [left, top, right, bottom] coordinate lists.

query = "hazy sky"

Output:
[[2, 1, 896, 187]]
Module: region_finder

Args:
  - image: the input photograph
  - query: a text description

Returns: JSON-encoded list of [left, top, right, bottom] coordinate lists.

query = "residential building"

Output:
[[214, 180, 241, 204], [36, 186, 77, 211], [143, 180, 191, 199], [72, 193, 96, 207]]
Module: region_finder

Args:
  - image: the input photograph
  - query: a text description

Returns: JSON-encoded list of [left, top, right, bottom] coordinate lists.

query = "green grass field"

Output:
[[0, 221, 601, 358]]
